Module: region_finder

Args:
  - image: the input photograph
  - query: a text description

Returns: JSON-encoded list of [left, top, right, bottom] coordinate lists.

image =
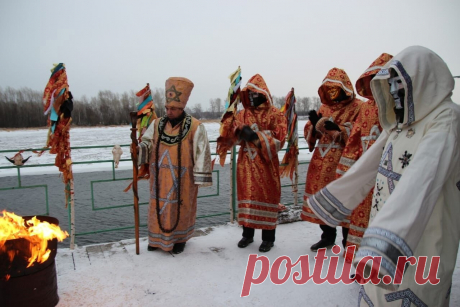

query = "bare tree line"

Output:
[[0, 87, 46, 128], [271, 95, 322, 115], [0, 86, 167, 128], [190, 96, 321, 119], [0, 86, 321, 128]]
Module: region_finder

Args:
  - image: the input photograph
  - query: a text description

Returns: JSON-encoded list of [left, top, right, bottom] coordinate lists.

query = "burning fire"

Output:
[[0, 210, 68, 268]]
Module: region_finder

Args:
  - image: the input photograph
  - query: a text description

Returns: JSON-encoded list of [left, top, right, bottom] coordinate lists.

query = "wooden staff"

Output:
[[293, 96, 299, 206], [129, 111, 140, 255], [293, 158, 299, 206], [230, 146, 235, 223], [69, 178, 76, 249]]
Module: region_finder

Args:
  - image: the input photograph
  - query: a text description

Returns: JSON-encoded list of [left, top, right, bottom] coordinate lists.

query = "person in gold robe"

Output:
[[137, 77, 212, 254], [301, 68, 361, 251]]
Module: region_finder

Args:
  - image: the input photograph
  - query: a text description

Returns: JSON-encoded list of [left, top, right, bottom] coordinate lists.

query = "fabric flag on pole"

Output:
[[123, 83, 157, 192], [216, 66, 242, 166], [136, 83, 157, 141], [42, 63, 76, 249], [42, 63, 74, 199], [279, 88, 299, 180]]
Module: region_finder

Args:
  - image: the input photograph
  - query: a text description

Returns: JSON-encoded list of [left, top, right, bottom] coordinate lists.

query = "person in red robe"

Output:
[[336, 53, 393, 262], [220, 74, 287, 252], [301, 68, 361, 251]]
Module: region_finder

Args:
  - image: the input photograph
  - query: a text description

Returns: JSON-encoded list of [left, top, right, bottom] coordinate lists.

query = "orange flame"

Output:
[[0, 211, 68, 268]]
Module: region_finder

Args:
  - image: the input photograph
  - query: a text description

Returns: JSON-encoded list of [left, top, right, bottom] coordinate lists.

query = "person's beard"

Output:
[[168, 111, 186, 127]]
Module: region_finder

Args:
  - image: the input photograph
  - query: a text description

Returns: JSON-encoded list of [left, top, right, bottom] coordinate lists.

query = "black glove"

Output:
[[324, 121, 341, 131], [308, 110, 322, 127], [60, 91, 74, 118], [239, 125, 258, 142], [308, 110, 322, 137]]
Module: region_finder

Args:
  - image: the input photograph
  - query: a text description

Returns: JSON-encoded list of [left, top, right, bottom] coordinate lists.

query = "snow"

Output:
[[0, 120, 312, 177], [54, 221, 460, 306], [3, 122, 460, 305]]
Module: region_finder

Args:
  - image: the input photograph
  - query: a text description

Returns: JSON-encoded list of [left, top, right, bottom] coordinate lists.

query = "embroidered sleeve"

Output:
[[193, 124, 213, 187], [337, 102, 382, 178], [305, 122, 317, 151], [336, 119, 361, 177], [257, 108, 287, 162], [307, 130, 389, 227], [138, 120, 156, 165], [337, 122, 353, 147]]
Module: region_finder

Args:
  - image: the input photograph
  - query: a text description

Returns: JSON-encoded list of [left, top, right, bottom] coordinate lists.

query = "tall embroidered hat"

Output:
[[164, 77, 194, 109]]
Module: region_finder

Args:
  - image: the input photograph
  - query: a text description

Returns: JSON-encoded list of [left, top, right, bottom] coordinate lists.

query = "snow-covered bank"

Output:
[[54, 221, 460, 307]]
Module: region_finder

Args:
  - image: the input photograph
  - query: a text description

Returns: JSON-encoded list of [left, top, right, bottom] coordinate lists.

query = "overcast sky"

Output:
[[1, 0, 459, 109]]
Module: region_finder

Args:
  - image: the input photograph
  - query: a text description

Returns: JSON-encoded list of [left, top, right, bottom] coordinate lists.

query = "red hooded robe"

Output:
[[301, 68, 361, 223], [235, 74, 287, 230]]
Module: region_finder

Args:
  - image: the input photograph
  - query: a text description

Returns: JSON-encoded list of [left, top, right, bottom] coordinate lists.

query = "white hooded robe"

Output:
[[307, 46, 460, 306]]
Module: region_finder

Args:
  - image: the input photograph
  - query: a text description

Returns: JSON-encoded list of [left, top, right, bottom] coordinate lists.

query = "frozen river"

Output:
[[0, 120, 312, 177]]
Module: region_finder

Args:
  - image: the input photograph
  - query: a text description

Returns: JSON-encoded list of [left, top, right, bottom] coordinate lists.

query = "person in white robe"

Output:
[[307, 46, 460, 306]]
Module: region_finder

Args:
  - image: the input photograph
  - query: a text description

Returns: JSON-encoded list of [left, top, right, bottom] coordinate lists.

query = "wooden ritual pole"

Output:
[[69, 176, 76, 249], [129, 111, 140, 255], [230, 146, 235, 223], [293, 160, 299, 206], [293, 108, 299, 206]]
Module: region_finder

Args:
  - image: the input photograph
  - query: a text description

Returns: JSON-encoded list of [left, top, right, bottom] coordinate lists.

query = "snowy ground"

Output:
[[3, 123, 460, 306], [54, 221, 460, 307], [0, 120, 312, 177]]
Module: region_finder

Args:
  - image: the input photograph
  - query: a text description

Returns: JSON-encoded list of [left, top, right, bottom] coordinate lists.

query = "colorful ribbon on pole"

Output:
[[279, 88, 298, 180], [216, 66, 242, 166], [123, 83, 158, 192], [136, 83, 157, 141]]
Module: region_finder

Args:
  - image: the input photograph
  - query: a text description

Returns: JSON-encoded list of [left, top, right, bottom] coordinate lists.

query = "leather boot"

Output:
[[172, 242, 186, 254], [310, 239, 334, 252], [238, 237, 254, 248], [259, 241, 274, 252]]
